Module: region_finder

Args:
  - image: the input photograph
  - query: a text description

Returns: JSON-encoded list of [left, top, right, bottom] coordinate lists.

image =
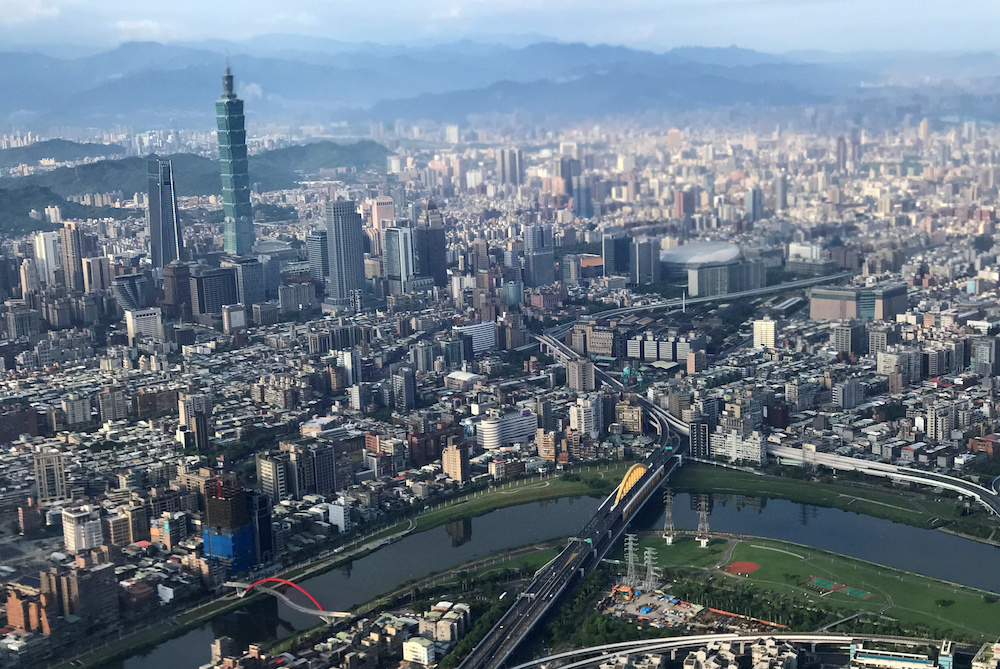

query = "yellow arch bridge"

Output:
[[613, 463, 664, 520]]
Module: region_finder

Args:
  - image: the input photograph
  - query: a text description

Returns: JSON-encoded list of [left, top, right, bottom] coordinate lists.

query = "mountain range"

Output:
[[0, 40, 869, 128]]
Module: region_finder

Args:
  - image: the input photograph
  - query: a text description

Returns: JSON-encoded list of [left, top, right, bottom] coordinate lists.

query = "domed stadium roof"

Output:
[[659, 242, 741, 268]]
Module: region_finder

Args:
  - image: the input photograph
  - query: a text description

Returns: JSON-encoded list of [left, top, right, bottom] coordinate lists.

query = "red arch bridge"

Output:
[[224, 578, 352, 623]]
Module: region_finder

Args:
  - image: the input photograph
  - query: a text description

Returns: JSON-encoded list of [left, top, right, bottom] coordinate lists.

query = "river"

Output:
[[113, 492, 1000, 668]]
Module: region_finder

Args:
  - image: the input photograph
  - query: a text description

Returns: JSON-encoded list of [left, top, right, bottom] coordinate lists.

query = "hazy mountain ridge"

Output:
[[0, 40, 867, 127], [0, 139, 126, 169], [0, 140, 389, 198]]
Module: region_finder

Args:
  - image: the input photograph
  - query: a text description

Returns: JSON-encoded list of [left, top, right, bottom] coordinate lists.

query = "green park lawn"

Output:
[[414, 463, 630, 532]]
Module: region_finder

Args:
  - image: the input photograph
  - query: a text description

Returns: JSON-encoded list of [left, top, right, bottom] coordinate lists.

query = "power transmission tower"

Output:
[[642, 547, 658, 592], [662, 488, 674, 545], [623, 533, 639, 588], [697, 495, 711, 548]]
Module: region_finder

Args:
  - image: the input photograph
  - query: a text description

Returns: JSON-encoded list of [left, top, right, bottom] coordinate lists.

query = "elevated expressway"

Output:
[[545, 272, 854, 340], [768, 445, 1000, 516], [457, 349, 687, 669], [507, 633, 959, 669]]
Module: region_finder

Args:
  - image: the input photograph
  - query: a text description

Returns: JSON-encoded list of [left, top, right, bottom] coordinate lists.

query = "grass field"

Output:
[[672, 465, 968, 529], [726, 539, 1000, 639], [414, 463, 629, 532], [623, 533, 1000, 641]]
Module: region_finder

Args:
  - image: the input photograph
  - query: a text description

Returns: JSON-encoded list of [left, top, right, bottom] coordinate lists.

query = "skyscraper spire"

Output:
[[222, 65, 235, 98], [216, 66, 255, 256]]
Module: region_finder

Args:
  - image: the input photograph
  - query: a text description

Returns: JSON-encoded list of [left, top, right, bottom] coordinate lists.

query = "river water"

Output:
[[114, 492, 1000, 668]]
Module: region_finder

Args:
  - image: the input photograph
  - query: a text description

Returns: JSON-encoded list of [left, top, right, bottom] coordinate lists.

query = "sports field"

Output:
[[631, 534, 1000, 641], [724, 538, 1000, 639]]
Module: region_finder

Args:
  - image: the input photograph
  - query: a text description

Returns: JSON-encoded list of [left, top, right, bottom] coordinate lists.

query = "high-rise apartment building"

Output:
[[567, 359, 596, 392], [753, 318, 776, 349], [179, 392, 212, 451], [62, 505, 103, 554], [442, 441, 470, 483], [34, 451, 67, 505], [216, 68, 255, 256], [147, 157, 184, 269], [325, 200, 365, 307], [82, 256, 111, 294], [33, 231, 60, 286], [59, 221, 84, 291]]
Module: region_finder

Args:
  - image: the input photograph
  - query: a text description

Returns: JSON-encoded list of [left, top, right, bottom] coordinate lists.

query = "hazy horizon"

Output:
[[2, 0, 999, 54]]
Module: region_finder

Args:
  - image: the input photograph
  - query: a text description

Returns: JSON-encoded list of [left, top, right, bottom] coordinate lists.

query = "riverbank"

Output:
[[623, 533, 1000, 642], [672, 463, 998, 540], [50, 466, 626, 669]]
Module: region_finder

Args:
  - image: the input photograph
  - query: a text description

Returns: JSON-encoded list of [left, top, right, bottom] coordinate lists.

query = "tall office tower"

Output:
[[33, 231, 60, 286], [20, 258, 39, 295], [306, 230, 330, 293], [34, 451, 67, 505], [383, 226, 414, 295], [81, 256, 111, 294], [147, 157, 184, 269], [369, 195, 395, 256], [58, 221, 84, 291], [216, 67, 255, 256], [602, 231, 631, 277], [111, 273, 149, 311], [557, 156, 581, 194], [630, 236, 661, 285], [744, 186, 764, 223], [190, 266, 238, 316], [498, 148, 524, 186], [179, 392, 212, 451], [773, 172, 788, 211], [753, 318, 776, 349], [835, 136, 848, 173], [413, 214, 447, 287], [442, 441, 470, 483], [571, 175, 593, 218], [673, 187, 697, 219], [162, 260, 192, 319], [222, 256, 265, 306], [324, 200, 365, 307], [523, 223, 555, 287]]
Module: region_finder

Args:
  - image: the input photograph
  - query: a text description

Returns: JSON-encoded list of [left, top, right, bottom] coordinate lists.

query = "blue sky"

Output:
[[1, 0, 998, 52]]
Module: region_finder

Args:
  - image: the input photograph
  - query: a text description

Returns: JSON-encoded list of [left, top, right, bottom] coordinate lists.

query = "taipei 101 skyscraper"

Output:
[[216, 67, 255, 257]]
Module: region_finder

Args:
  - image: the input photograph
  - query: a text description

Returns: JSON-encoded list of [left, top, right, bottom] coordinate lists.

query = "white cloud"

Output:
[[114, 18, 171, 41], [0, 0, 60, 24], [239, 82, 263, 100]]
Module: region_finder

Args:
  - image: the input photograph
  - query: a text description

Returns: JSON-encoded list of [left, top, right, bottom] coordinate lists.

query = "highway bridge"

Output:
[[768, 445, 1000, 516], [457, 334, 691, 669]]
